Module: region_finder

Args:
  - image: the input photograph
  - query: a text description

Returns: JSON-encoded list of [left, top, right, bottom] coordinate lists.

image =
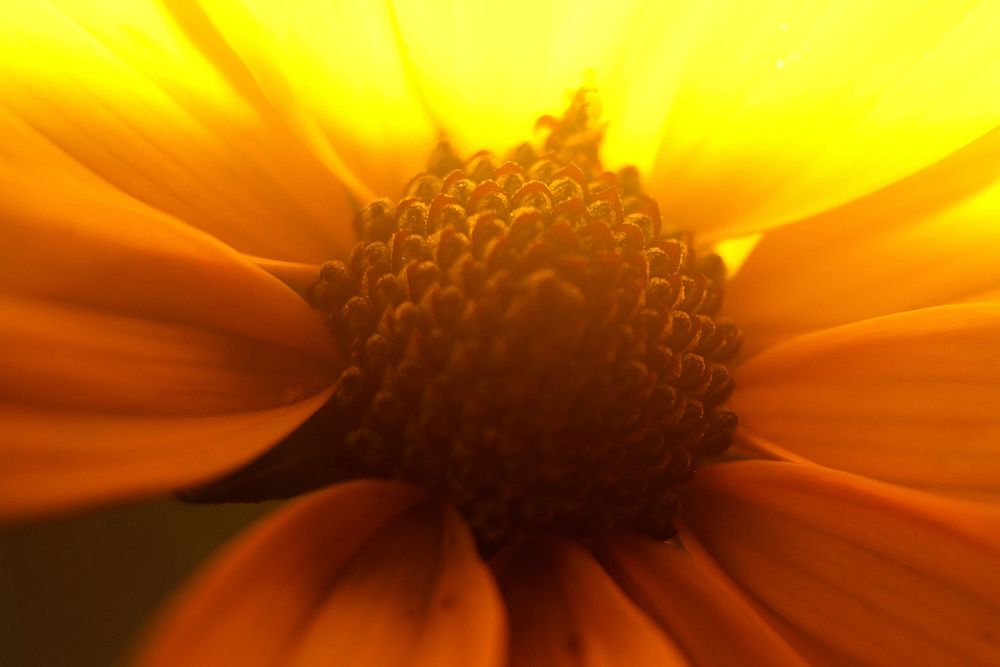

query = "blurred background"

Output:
[[0, 498, 279, 666]]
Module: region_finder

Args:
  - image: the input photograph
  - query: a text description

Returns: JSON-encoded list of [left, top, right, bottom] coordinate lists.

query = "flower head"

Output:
[[2, 1, 1000, 665]]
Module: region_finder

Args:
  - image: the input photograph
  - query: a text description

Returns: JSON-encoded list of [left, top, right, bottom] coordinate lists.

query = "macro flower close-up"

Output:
[[2, 1, 1000, 665]]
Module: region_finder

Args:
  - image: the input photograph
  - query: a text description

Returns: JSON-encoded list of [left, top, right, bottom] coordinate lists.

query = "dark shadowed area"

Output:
[[0, 498, 279, 666]]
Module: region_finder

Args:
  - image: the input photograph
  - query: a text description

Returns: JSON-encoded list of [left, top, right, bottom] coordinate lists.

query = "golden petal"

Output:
[[732, 304, 1000, 496], [1, 1, 355, 262]]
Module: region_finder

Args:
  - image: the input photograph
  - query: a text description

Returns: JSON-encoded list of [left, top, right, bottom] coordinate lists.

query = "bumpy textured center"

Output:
[[187, 92, 740, 548]]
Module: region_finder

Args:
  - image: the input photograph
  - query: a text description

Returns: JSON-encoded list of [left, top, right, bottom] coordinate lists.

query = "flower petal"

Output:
[[732, 304, 1000, 496], [726, 127, 1000, 356], [0, 169, 340, 516], [159, 0, 438, 199], [0, 396, 331, 521], [680, 461, 1000, 666], [0, 168, 338, 362], [616, 1, 1000, 240], [389, 0, 637, 155], [0, 1, 354, 262], [496, 537, 688, 666], [135, 481, 506, 667], [597, 532, 808, 667], [289, 502, 506, 667]]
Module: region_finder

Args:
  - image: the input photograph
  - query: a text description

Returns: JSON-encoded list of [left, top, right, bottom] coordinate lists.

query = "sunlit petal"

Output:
[[0, 0, 354, 262], [496, 537, 688, 666], [597, 532, 808, 666], [162, 0, 438, 199], [610, 1, 1000, 241], [733, 304, 1000, 496], [727, 127, 1000, 355], [0, 168, 339, 516], [390, 0, 636, 156], [680, 461, 1000, 666], [387, 1, 1000, 244]]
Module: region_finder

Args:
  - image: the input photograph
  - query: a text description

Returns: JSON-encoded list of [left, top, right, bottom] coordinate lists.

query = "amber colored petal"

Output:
[[0, 168, 338, 362], [0, 169, 340, 516], [0, 394, 331, 521], [680, 461, 1000, 666], [597, 532, 808, 667], [246, 256, 322, 297], [732, 304, 1000, 496], [289, 502, 506, 667], [726, 126, 1000, 357], [0, 2, 355, 262], [496, 537, 689, 667], [134, 482, 506, 667]]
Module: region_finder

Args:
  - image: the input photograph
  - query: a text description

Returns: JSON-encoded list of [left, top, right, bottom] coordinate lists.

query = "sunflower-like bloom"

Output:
[[3, 1, 1000, 666]]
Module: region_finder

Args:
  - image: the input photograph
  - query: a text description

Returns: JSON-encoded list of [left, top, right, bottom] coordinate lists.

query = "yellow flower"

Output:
[[3, 1, 1000, 665]]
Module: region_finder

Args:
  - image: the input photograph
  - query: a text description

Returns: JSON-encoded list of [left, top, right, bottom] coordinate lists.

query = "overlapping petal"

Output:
[[158, 0, 439, 199], [496, 537, 688, 666], [732, 304, 1000, 497], [726, 126, 1000, 355], [0, 0, 355, 262], [135, 481, 506, 667], [0, 168, 339, 517], [389, 1, 1000, 244], [610, 1, 1000, 241], [597, 532, 808, 666], [680, 461, 1000, 666]]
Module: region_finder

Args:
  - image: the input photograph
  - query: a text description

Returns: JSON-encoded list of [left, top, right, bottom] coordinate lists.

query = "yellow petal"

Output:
[[135, 482, 506, 667], [680, 461, 1000, 666], [496, 537, 688, 667], [726, 127, 1000, 356], [597, 532, 808, 666], [389, 1, 1000, 245], [0, 0, 355, 262], [0, 168, 340, 516], [160, 0, 438, 199], [389, 0, 636, 155], [612, 1, 1000, 241], [732, 304, 1000, 496]]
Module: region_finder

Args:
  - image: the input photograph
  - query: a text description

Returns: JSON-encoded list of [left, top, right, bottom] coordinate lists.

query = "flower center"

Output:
[[186, 91, 740, 549]]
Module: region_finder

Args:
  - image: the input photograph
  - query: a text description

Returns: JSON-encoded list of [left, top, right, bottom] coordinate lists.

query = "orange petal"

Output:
[[496, 537, 688, 667], [0, 293, 331, 415], [680, 461, 1000, 666], [0, 394, 331, 521], [726, 126, 1000, 357], [732, 304, 1000, 496], [134, 482, 506, 667], [0, 2, 355, 262], [597, 532, 808, 666], [289, 503, 506, 667], [0, 168, 339, 362], [0, 169, 340, 516]]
